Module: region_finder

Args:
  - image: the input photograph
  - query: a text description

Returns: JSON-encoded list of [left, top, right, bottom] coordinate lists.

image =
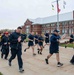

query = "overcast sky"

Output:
[[0, 0, 74, 29]]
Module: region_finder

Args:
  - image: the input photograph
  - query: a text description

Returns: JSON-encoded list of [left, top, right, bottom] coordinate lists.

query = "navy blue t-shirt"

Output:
[[34, 35, 39, 40], [38, 36, 44, 42], [45, 33, 49, 39], [28, 34, 34, 42]]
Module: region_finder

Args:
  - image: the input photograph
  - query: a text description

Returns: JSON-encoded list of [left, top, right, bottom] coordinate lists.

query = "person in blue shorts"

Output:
[[34, 32, 39, 50], [45, 30, 63, 67], [38, 34, 44, 55], [44, 31, 50, 48], [24, 32, 36, 56]]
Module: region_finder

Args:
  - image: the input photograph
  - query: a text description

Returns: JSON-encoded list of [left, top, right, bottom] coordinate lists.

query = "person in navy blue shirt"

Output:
[[1, 31, 10, 60], [9, 27, 26, 73], [44, 31, 50, 48], [38, 34, 44, 55], [65, 32, 74, 48], [45, 30, 63, 67], [34, 32, 39, 50], [24, 32, 36, 56]]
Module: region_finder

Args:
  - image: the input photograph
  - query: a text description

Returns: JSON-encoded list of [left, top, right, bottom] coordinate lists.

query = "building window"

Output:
[[46, 24, 50, 27], [64, 22, 68, 25], [26, 26, 30, 28], [51, 23, 55, 26], [26, 26, 30, 34], [42, 25, 46, 27], [72, 21, 74, 24], [69, 21, 72, 25], [62, 22, 65, 25]]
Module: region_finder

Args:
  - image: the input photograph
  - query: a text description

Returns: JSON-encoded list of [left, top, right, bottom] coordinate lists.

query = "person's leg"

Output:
[[65, 41, 69, 48], [56, 53, 60, 62], [56, 53, 63, 67], [5, 49, 9, 60], [24, 41, 30, 52], [31, 46, 36, 56], [17, 50, 24, 72], [39, 46, 43, 55], [44, 43, 47, 48], [1, 48, 5, 59], [45, 53, 53, 64], [1, 52, 3, 59], [9, 49, 17, 66], [38, 45, 41, 54], [37, 44, 39, 50], [47, 54, 53, 59], [24, 46, 30, 52]]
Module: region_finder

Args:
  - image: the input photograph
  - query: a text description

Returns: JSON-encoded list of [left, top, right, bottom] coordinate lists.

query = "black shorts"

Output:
[[45, 38, 49, 44], [49, 49, 59, 54], [35, 40, 38, 44], [38, 42, 43, 46], [28, 41, 34, 47], [69, 39, 74, 43]]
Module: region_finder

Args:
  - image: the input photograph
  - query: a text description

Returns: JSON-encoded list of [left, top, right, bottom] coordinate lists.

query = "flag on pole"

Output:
[[63, 0, 66, 9], [52, 4, 54, 10], [57, 3, 61, 13]]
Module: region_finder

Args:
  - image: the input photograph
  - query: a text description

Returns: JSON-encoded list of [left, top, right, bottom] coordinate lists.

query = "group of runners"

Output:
[[0, 27, 74, 73]]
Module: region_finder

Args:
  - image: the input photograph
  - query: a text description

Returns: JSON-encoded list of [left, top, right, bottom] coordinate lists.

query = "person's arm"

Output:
[[9, 33, 18, 44], [21, 34, 27, 42], [50, 36, 58, 43]]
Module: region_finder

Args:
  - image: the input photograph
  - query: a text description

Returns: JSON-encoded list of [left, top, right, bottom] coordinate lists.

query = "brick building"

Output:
[[22, 11, 74, 35]]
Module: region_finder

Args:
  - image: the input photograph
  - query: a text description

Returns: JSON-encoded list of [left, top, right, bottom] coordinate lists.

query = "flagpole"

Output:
[[57, 0, 59, 31]]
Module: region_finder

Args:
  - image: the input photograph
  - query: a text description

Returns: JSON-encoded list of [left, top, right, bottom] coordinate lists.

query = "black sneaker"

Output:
[[5, 58, 8, 60], [24, 49, 26, 52], [38, 51, 40, 54], [57, 62, 63, 67], [37, 48, 39, 50], [43, 46, 44, 48], [8, 60, 11, 66], [33, 53, 36, 56], [19, 68, 24, 73], [65, 46, 67, 48], [40, 52, 42, 55], [45, 59, 49, 64]]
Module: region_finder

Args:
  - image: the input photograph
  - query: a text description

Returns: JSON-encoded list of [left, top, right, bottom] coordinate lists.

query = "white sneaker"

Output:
[[57, 62, 63, 67], [19, 68, 24, 73]]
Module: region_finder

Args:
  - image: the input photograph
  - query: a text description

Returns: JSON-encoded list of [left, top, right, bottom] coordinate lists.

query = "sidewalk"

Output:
[[0, 43, 74, 75]]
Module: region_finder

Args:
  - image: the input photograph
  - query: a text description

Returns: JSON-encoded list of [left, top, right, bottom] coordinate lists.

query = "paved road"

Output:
[[0, 43, 74, 75]]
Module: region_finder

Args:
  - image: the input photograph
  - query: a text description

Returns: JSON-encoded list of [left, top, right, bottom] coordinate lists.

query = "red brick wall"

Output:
[[33, 25, 42, 34], [22, 19, 32, 33], [22, 19, 74, 35]]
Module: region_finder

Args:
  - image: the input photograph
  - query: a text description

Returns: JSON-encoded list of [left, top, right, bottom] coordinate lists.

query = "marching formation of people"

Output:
[[0, 27, 74, 73]]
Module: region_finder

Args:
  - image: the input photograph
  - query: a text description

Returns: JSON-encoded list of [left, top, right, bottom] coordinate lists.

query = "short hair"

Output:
[[17, 26, 22, 29]]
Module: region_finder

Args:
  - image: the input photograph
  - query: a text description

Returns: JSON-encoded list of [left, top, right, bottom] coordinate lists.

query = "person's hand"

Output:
[[57, 39, 60, 42], [4, 42, 7, 45], [18, 36, 21, 42], [8, 42, 10, 45]]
